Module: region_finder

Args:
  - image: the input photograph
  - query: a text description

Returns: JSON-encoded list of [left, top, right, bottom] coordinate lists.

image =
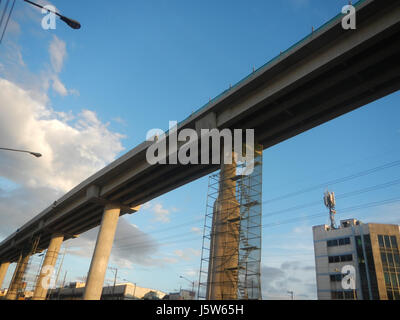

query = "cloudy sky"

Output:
[[1, 0, 400, 299]]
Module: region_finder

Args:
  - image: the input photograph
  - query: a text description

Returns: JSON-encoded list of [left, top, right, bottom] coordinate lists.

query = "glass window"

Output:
[[381, 253, 387, 265], [394, 254, 400, 267], [384, 235, 391, 248], [387, 290, 394, 300], [394, 291, 400, 300], [344, 237, 351, 245], [344, 291, 356, 300], [388, 253, 394, 268], [341, 254, 352, 262], [390, 273, 398, 288], [384, 273, 391, 287], [329, 256, 334, 263], [334, 291, 344, 300], [390, 236, 398, 248], [334, 256, 340, 263], [328, 240, 338, 247], [339, 238, 345, 246], [378, 235, 385, 247]]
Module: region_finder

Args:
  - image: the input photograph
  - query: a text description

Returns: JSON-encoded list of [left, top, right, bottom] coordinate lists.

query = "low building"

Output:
[[47, 282, 166, 300], [163, 289, 196, 300]]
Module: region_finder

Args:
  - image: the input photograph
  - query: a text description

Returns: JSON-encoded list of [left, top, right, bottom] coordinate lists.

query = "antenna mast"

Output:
[[324, 191, 337, 229]]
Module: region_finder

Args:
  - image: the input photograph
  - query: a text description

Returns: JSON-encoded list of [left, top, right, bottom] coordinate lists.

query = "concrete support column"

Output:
[[5, 253, 31, 300], [207, 147, 239, 300], [32, 233, 64, 300], [0, 262, 10, 289], [83, 204, 120, 300]]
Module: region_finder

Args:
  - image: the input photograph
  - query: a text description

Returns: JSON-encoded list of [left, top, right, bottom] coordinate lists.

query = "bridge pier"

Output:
[[83, 203, 121, 300], [0, 262, 10, 289], [5, 253, 31, 300], [32, 233, 64, 300]]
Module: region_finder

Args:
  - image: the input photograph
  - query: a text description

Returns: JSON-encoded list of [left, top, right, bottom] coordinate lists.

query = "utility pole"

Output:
[[287, 290, 294, 300], [108, 267, 118, 298], [180, 275, 195, 299], [57, 271, 67, 300]]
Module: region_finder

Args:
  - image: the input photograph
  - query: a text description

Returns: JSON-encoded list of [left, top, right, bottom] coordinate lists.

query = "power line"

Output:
[[264, 177, 400, 217], [0, 0, 10, 34], [264, 159, 400, 204], [263, 196, 400, 228], [108, 196, 400, 252], [112, 175, 400, 245], [0, 0, 15, 44]]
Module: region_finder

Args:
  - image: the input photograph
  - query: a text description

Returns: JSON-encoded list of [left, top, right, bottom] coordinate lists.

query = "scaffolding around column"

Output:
[[198, 144, 263, 300], [6, 235, 40, 300]]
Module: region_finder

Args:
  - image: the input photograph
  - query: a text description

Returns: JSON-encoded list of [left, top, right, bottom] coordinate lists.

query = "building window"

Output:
[[328, 254, 353, 263], [327, 237, 351, 247], [384, 235, 391, 248], [330, 274, 343, 282], [378, 235, 385, 248], [331, 291, 343, 300], [327, 240, 338, 247], [379, 238, 400, 300], [384, 273, 391, 287], [331, 290, 357, 300], [394, 253, 400, 268], [344, 291, 357, 300], [390, 236, 398, 248], [341, 254, 353, 262]]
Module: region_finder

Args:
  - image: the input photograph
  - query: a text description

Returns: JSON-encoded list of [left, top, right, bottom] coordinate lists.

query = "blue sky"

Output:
[[0, 0, 399, 299]]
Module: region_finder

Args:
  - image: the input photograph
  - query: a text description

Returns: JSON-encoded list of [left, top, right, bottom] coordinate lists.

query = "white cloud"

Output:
[[0, 78, 125, 193], [145, 202, 179, 224], [0, 33, 126, 241], [153, 203, 170, 223], [65, 218, 159, 270], [49, 35, 66, 73], [261, 262, 317, 300], [51, 74, 68, 96], [191, 227, 202, 235], [174, 248, 200, 261]]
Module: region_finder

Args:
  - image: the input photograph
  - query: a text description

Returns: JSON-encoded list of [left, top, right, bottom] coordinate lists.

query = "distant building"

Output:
[[47, 282, 166, 300], [313, 218, 400, 300], [163, 289, 196, 300]]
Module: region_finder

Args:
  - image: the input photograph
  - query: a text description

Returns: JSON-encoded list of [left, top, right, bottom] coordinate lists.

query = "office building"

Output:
[[313, 218, 400, 300]]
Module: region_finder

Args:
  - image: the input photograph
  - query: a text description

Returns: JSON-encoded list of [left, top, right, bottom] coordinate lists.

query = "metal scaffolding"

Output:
[[198, 144, 263, 300], [6, 235, 40, 300]]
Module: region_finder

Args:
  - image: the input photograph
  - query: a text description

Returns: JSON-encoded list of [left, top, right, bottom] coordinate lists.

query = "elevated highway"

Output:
[[0, 0, 400, 295]]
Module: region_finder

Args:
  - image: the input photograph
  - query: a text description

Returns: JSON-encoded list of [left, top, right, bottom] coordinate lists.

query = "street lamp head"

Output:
[[59, 15, 81, 29], [30, 152, 42, 158]]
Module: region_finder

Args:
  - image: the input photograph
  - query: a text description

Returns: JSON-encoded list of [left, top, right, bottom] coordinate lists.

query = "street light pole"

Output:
[[287, 290, 294, 300], [179, 275, 195, 299], [108, 267, 118, 298], [0, 147, 42, 158], [23, 0, 81, 29]]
